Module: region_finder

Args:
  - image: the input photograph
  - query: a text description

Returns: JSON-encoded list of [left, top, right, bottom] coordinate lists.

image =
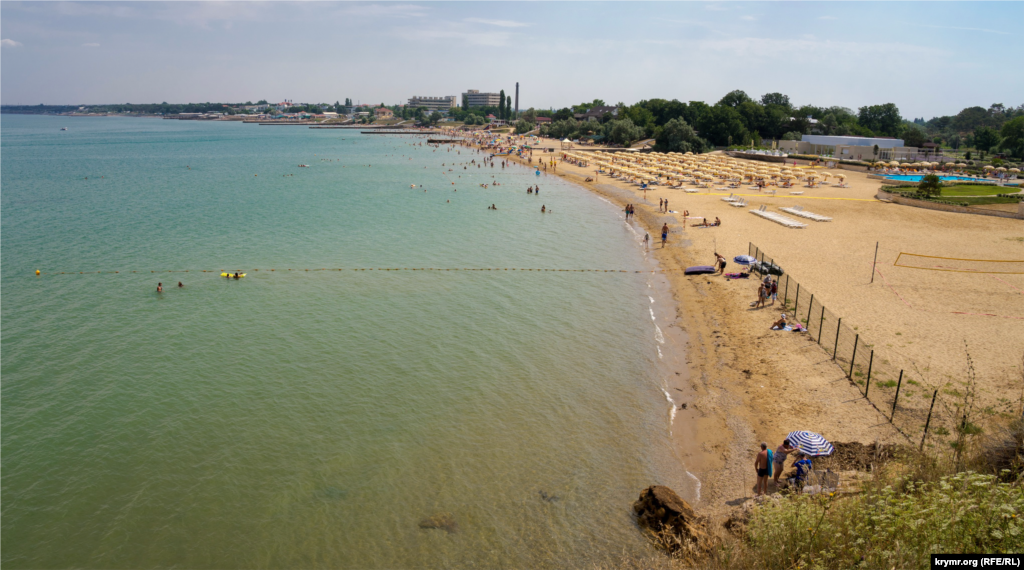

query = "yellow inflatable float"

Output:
[[220, 272, 246, 278]]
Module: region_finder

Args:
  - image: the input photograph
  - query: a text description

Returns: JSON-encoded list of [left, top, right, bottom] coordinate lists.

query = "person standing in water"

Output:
[[643, 232, 650, 250], [157, 282, 163, 293], [178, 282, 184, 288], [661, 223, 669, 247], [541, 205, 546, 213]]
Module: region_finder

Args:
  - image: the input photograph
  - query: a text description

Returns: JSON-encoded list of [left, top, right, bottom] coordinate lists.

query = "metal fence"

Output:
[[748, 243, 946, 448]]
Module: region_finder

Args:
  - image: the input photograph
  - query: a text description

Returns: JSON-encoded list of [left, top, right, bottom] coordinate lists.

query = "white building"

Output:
[[778, 135, 914, 161], [408, 96, 456, 112], [463, 90, 502, 108]]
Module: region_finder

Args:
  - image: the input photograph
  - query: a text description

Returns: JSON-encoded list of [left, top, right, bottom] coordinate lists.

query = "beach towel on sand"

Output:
[[725, 273, 750, 279]]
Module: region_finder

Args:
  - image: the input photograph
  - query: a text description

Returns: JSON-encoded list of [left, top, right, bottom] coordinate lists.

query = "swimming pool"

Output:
[[883, 174, 993, 183]]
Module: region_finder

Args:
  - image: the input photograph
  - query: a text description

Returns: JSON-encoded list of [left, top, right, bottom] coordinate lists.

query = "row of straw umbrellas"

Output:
[[561, 151, 846, 188], [883, 161, 1019, 175]]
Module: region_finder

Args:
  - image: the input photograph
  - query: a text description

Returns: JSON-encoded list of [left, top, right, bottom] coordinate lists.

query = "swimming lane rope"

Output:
[[34, 268, 679, 276]]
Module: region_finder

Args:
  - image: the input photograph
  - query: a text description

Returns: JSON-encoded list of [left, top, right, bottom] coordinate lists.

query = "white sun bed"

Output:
[[750, 205, 808, 228], [780, 206, 832, 222]]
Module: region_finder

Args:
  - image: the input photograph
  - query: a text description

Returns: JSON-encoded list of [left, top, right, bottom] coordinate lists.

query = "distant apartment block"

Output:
[[407, 96, 456, 112], [462, 90, 502, 108]]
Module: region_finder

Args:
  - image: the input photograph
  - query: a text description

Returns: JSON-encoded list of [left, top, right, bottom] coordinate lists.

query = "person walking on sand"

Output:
[[659, 198, 664, 212], [773, 439, 800, 487], [661, 223, 669, 248], [644, 232, 650, 250], [755, 442, 770, 496], [664, 199, 668, 213], [769, 279, 778, 305]]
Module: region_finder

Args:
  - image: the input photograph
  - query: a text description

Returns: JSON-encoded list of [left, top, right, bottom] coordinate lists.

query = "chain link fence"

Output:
[[748, 243, 948, 447]]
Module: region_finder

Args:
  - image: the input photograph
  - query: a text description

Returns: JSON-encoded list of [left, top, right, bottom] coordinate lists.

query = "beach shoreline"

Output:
[[458, 136, 904, 522]]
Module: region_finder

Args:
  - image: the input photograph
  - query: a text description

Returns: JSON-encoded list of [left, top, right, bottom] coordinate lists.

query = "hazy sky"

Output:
[[2, 1, 1021, 118]]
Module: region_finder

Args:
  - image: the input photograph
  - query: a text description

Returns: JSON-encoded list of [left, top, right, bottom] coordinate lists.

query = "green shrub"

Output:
[[742, 471, 1023, 570]]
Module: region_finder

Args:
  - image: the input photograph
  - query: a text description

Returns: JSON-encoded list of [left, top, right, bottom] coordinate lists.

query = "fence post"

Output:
[[870, 241, 879, 284], [864, 350, 874, 398], [794, 283, 800, 315], [817, 305, 826, 344], [848, 334, 859, 379], [832, 318, 841, 359], [783, 277, 789, 308], [920, 390, 938, 451], [891, 370, 904, 421]]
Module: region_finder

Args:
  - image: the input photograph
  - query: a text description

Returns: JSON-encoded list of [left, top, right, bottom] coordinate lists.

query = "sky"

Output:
[[1, 1, 1021, 119]]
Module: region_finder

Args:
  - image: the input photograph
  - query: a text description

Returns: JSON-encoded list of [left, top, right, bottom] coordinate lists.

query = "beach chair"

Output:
[[721, 193, 737, 202], [730, 198, 747, 207], [789, 191, 804, 195], [684, 188, 699, 193]]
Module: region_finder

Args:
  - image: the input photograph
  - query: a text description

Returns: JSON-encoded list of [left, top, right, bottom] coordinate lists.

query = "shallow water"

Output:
[[1, 115, 692, 568]]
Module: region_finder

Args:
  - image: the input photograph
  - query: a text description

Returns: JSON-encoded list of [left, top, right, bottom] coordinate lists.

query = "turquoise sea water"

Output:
[[1, 115, 691, 568]]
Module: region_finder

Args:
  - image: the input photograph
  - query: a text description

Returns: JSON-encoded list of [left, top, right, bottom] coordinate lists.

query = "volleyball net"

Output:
[[894, 253, 1024, 274]]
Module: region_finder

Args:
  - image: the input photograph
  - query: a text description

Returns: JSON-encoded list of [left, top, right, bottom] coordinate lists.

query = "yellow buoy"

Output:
[[35, 269, 40, 275]]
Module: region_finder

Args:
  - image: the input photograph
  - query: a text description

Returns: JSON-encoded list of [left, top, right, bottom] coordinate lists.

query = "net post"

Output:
[[832, 318, 842, 359], [920, 390, 938, 451], [864, 350, 874, 398], [891, 370, 903, 421], [848, 333, 859, 380], [870, 241, 879, 283]]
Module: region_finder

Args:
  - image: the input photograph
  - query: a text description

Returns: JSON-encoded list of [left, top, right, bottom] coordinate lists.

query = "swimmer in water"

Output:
[[178, 282, 184, 288], [157, 282, 163, 292], [541, 205, 546, 213]]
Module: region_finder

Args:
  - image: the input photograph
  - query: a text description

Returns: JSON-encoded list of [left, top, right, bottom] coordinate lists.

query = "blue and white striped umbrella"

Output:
[[787, 431, 835, 457], [734, 255, 757, 265]]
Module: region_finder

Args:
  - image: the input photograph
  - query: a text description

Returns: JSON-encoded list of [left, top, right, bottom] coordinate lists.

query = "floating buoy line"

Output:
[[34, 267, 679, 275]]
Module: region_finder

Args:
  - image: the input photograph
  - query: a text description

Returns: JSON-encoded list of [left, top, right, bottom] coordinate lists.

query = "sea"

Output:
[[1, 115, 694, 569]]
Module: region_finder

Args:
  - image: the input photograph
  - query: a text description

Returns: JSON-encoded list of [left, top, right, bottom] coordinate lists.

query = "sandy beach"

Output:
[[462, 134, 1024, 521]]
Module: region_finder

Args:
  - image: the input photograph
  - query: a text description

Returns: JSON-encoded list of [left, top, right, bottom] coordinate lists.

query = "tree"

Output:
[[606, 118, 644, 147], [717, 89, 752, 108], [498, 90, 506, 119], [902, 125, 926, 148], [999, 116, 1024, 158], [515, 120, 534, 134], [917, 174, 942, 198], [428, 111, 442, 126], [520, 108, 537, 123], [552, 108, 573, 122], [974, 126, 999, 153], [782, 131, 803, 141], [506, 95, 512, 120], [760, 92, 791, 109], [653, 118, 707, 154], [858, 103, 902, 137]]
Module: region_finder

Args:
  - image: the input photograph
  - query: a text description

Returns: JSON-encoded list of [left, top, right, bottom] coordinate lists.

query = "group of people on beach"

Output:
[[754, 439, 801, 495], [752, 274, 779, 308], [624, 204, 636, 219]]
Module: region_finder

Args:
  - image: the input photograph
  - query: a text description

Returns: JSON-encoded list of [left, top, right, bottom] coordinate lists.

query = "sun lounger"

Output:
[[780, 206, 832, 222], [684, 188, 699, 193], [721, 193, 737, 202], [789, 191, 804, 195], [730, 198, 747, 207], [750, 205, 808, 228]]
